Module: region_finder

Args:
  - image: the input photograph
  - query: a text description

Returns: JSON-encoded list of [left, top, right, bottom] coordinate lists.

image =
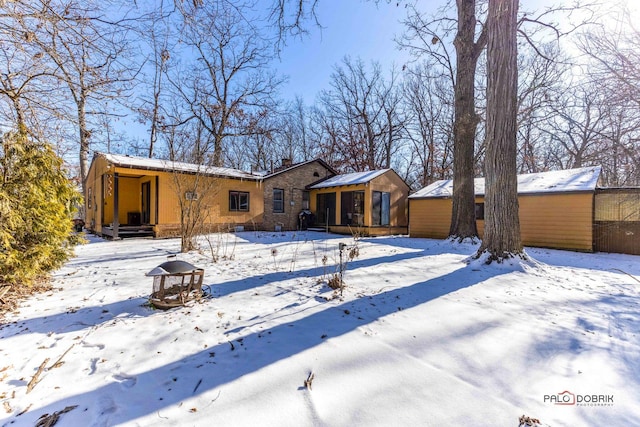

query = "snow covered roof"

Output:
[[309, 169, 391, 189], [409, 166, 602, 199], [98, 153, 261, 181]]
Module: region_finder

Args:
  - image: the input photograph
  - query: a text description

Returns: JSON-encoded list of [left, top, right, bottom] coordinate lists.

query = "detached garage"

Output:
[[409, 166, 602, 252]]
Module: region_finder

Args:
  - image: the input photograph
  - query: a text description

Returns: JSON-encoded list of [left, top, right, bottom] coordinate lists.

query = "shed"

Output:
[[409, 166, 602, 252], [308, 169, 410, 236]]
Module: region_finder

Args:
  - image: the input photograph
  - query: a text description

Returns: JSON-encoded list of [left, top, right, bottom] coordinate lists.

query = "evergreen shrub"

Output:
[[0, 131, 83, 286]]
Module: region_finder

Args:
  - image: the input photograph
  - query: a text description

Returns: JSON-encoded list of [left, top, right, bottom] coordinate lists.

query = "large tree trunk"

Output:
[[477, 0, 523, 261], [449, 0, 485, 241]]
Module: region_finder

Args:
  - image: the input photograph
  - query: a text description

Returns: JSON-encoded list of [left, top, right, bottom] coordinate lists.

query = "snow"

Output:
[[409, 166, 602, 198], [1, 231, 639, 426], [309, 170, 390, 189], [99, 153, 261, 181]]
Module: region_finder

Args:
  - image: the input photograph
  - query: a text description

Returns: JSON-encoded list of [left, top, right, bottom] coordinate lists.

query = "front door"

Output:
[[316, 193, 336, 226], [141, 181, 151, 224]]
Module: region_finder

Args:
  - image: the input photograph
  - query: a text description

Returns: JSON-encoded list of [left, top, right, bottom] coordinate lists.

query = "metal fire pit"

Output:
[[146, 260, 204, 309]]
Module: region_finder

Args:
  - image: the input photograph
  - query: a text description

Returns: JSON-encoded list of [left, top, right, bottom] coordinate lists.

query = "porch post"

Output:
[[113, 172, 120, 239], [155, 175, 159, 225]]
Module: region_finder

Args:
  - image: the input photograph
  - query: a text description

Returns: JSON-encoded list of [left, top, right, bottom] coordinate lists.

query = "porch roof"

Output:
[[309, 169, 390, 189]]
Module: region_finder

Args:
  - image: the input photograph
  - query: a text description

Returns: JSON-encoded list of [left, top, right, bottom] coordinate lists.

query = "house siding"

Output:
[[409, 192, 594, 251], [153, 171, 264, 236], [85, 155, 109, 235], [519, 193, 593, 251], [310, 170, 409, 236], [408, 198, 452, 239], [85, 154, 264, 238], [370, 172, 409, 228]]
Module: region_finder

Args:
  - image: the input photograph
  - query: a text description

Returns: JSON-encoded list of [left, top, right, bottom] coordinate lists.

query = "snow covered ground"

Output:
[[1, 231, 639, 426]]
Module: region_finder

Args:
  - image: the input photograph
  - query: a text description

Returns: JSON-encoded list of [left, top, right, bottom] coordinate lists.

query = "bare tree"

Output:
[[309, 105, 343, 169], [401, 1, 486, 240], [476, 0, 523, 261], [0, 1, 69, 144], [318, 56, 403, 172], [577, 6, 640, 109], [17, 1, 139, 190], [277, 97, 316, 162], [163, 120, 221, 252], [135, 0, 174, 158], [542, 84, 604, 170], [169, 1, 285, 167], [381, 74, 406, 169], [448, 0, 487, 241], [516, 42, 568, 173], [402, 61, 455, 188], [574, 8, 640, 185], [268, 0, 320, 50]]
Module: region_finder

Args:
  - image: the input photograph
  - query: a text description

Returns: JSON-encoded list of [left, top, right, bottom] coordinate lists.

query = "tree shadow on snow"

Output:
[[233, 230, 345, 245], [4, 261, 505, 426], [526, 291, 640, 426], [212, 245, 462, 297], [0, 297, 156, 338]]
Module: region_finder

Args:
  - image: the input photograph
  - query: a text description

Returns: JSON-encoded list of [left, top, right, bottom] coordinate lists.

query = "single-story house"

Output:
[[261, 159, 336, 231], [409, 166, 602, 252], [84, 153, 412, 239], [84, 153, 265, 239], [308, 169, 410, 236]]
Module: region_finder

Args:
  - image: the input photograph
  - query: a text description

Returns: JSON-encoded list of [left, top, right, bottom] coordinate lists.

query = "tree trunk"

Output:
[[477, 0, 523, 261], [213, 133, 224, 167], [78, 96, 90, 194], [449, 0, 484, 241]]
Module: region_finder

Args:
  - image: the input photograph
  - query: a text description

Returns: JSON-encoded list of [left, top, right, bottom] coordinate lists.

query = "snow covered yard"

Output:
[[1, 231, 639, 426]]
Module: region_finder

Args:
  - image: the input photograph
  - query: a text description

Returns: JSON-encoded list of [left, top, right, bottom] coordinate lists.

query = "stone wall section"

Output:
[[263, 161, 333, 231]]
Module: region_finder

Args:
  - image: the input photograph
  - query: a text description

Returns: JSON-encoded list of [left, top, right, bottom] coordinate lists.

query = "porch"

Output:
[[101, 224, 155, 239]]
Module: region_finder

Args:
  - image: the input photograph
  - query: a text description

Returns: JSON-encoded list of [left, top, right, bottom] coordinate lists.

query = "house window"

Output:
[[475, 203, 485, 220], [230, 191, 250, 212], [273, 188, 284, 213], [372, 191, 390, 226], [341, 191, 365, 225], [302, 191, 310, 210]]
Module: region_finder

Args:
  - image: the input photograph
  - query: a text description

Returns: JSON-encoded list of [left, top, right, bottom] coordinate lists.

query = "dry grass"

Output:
[[0, 280, 53, 320]]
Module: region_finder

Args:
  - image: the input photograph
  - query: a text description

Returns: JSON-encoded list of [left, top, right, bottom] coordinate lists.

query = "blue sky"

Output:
[[275, 1, 413, 103], [273, 0, 640, 104]]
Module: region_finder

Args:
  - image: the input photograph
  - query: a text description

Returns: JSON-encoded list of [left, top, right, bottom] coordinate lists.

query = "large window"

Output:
[[229, 191, 250, 212], [273, 188, 284, 213], [341, 191, 365, 225], [372, 191, 390, 226]]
